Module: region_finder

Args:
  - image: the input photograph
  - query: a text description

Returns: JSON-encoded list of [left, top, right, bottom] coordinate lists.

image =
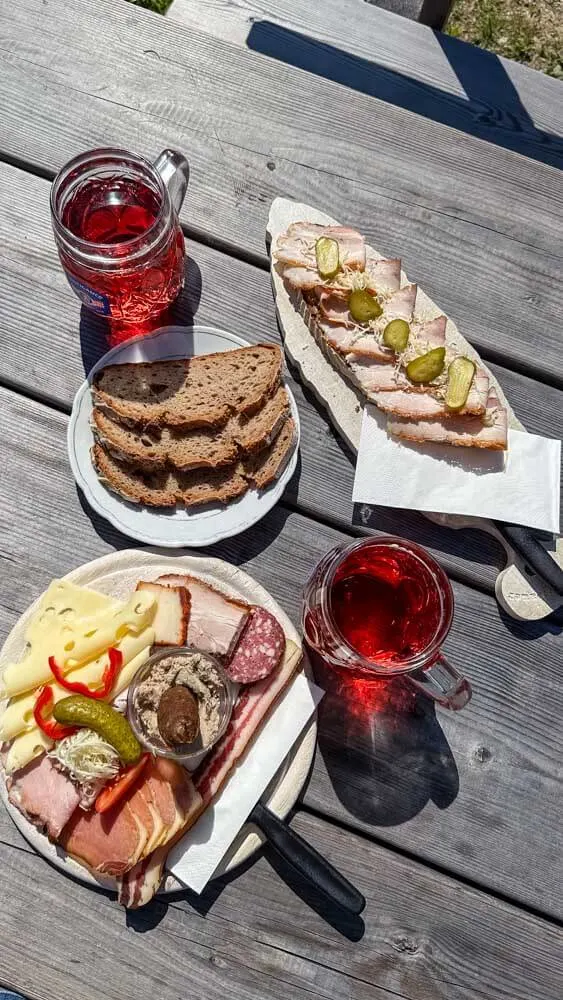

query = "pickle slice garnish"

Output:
[[445, 356, 476, 410], [382, 318, 410, 352], [315, 237, 340, 280], [406, 347, 446, 383], [349, 289, 383, 323]]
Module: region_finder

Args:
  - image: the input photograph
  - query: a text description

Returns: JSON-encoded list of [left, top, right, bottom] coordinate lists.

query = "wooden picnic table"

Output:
[[0, 0, 562, 996]]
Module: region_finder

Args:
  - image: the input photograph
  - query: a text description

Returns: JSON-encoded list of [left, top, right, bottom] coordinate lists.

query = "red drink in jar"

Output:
[[51, 148, 188, 339], [303, 537, 471, 710]]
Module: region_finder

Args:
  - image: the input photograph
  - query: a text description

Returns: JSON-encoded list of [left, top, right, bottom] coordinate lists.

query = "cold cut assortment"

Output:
[[0, 565, 302, 909]]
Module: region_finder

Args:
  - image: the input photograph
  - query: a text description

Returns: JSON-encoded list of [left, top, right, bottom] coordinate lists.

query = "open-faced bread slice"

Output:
[[268, 198, 520, 452]]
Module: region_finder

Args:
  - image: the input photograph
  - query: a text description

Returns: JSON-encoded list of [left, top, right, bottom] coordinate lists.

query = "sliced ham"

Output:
[[416, 315, 447, 345], [279, 266, 322, 291], [8, 754, 80, 840], [322, 323, 358, 353], [344, 336, 394, 362], [365, 255, 401, 294], [117, 759, 203, 908], [60, 799, 148, 878], [276, 223, 365, 271], [157, 574, 250, 658], [388, 391, 508, 450], [61, 758, 201, 882], [317, 291, 355, 327], [384, 283, 417, 321], [349, 362, 415, 394], [372, 365, 489, 417]]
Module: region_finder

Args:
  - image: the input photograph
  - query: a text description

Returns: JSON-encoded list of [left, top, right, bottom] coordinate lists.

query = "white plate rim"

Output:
[[67, 325, 300, 548], [0, 550, 316, 896]]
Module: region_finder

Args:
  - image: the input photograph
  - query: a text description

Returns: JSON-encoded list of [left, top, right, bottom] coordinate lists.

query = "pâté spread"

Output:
[[132, 651, 224, 751]]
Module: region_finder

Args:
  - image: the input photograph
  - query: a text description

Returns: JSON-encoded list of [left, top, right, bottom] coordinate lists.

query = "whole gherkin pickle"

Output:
[[315, 237, 340, 280], [445, 357, 476, 410], [349, 289, 383, 323], [406, 347, 446, 383], [382, 318, 410, 352], [53, 695, 141, 764]]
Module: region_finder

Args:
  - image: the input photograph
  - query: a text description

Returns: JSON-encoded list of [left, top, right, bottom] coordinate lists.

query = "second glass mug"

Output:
[[303, 536, 472, 711], [50, 147, 189, 329]]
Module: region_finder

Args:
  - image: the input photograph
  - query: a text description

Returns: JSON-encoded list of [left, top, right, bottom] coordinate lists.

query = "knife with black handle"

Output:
[[250, 800, 366, 915]]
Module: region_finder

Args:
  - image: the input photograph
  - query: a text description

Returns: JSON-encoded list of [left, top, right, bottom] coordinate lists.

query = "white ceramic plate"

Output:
[[67, 325, 300, 547], [0, 550, 316, 895]]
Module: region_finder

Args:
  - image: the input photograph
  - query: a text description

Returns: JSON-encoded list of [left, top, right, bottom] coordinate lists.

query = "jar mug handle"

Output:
[[153, 149, 189, 215], [406, 654, 471, 711]]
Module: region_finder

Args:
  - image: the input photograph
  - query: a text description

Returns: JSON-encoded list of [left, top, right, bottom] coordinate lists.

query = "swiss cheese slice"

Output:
[[0, 632, 154, 742], [1, 582, 156, 698]]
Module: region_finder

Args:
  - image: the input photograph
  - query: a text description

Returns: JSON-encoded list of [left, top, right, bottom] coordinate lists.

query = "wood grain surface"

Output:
[[0, 163, 561, 599], [0, 0, 562, 383], [0, 386, 561, 921], [0, 788, 563, 1000], [0, 3, 562, 995], [167, 0, 563, 139], [0, 791, 562, 1000]]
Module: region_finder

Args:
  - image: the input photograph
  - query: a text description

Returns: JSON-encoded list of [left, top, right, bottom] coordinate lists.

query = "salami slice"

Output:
[[225, 607, 286, 684]]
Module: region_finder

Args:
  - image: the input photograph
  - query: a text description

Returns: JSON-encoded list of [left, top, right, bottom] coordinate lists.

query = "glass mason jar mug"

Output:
[[50, 147, 189, 328], [303, 536, 471, 710]]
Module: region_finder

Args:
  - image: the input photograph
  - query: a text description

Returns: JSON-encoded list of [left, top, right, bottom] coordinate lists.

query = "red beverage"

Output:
[[51, 148, 187, 338], [303, 537, 471, 710], [62, 177, 161, 245], [330, 546, 441, 665]]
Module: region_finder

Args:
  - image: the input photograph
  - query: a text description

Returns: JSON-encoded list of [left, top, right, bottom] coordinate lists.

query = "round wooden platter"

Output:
[[267, 197, 561, 621], [0, 550, 316, 895]]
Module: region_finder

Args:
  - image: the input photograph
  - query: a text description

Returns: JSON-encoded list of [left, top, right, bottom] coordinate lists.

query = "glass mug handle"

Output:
[[406, 654, 471, 711], [153, 149, 189, 214]]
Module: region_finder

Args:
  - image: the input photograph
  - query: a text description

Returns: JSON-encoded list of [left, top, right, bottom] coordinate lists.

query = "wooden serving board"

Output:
[[267, 197, 562, 621]]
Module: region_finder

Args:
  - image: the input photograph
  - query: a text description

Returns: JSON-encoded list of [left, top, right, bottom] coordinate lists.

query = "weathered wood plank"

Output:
[[0, 808, 562, 1000], [167, 0, 563, 140], [0, 164, 561, 593], [0, 0, 562, 383], [0, 387, 561, 919]]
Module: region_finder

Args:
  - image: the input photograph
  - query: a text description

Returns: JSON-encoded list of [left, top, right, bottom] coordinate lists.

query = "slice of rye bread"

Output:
[[243, 416, 297, 490], [92, 345, 283, 430], [91, 408, 239, 472], [92, 443, 249, 508], [91, 384, 292, 471], [232, 385, 291, 453]]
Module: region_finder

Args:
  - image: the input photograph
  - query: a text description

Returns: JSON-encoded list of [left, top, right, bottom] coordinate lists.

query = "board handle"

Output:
[[250, 801, 366, 915]]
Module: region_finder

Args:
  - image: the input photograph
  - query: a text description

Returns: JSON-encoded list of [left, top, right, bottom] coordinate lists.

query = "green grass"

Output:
[[125, 0, 173, 14], [447, 0, 563, 78]]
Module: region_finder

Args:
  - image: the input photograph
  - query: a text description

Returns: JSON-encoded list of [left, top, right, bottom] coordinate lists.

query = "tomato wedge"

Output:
[[94, 753, 150, 814]]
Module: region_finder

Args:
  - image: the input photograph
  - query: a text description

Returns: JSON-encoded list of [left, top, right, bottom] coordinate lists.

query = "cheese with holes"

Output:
[[1, 581, 156, 698], [0, 634, 154, 742]]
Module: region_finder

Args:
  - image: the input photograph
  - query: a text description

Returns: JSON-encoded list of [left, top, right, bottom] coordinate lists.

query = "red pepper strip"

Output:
[[33, 686, 78, 741], [48, 646, 123, 700], [95, 753, 150, 814]]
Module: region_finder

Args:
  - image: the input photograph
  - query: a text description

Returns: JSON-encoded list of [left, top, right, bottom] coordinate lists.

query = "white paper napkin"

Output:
[[353, 405, 561, 534], [168, 673, 324, 893]]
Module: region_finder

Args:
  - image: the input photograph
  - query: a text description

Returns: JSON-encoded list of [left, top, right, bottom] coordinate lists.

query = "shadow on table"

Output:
[[246, 21, 563, 170], [78, 255, 203, 376], [75, 462, 303, 566], [124, 833, 364, 940], [311, 652, 459, 828]]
